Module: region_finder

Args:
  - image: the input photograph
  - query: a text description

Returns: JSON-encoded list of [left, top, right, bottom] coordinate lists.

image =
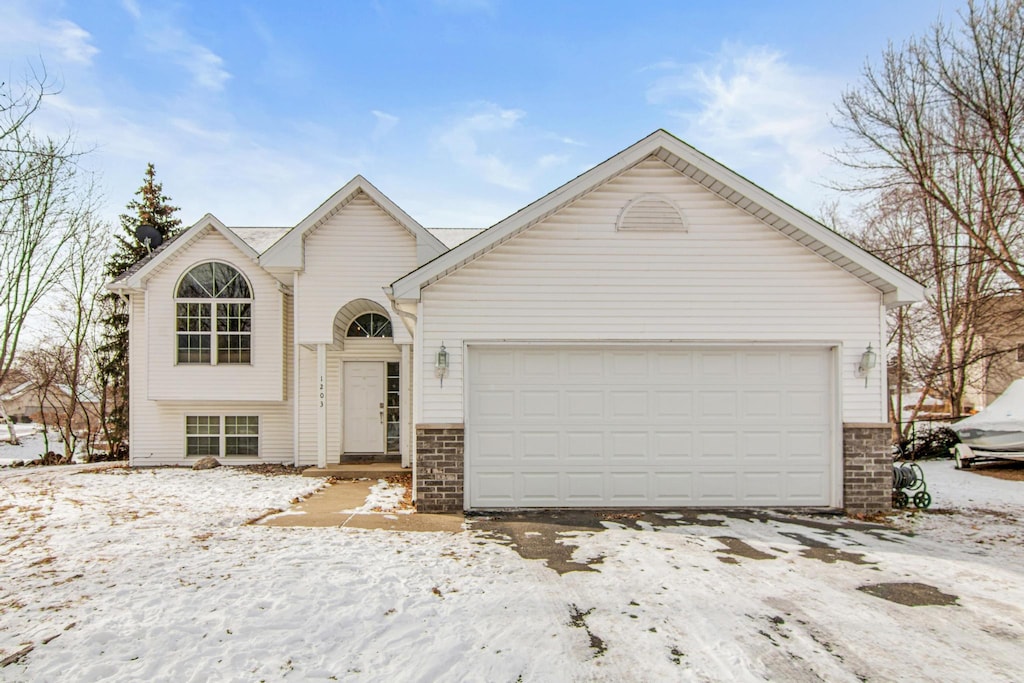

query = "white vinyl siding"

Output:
[[294, 194, 417, 345], [143, 230, 285, 402], [128, 230, 292, 467], [419, 158, 885, 425]]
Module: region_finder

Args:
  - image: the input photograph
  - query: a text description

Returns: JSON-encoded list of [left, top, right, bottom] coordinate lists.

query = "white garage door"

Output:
[[466, 346, 835, 508]]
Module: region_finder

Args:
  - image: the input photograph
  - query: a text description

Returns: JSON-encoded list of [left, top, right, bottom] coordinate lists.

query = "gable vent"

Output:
[[616, 194, 686, 232]]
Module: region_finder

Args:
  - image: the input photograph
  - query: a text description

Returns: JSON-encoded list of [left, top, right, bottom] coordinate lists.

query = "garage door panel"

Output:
[[741, 471, 784, 504], [787, 432, 830, 461], [697, 431, 739, 459], [699, 392, 739, 419], [467, 346, 834, 508], [474, 472, 516, 506], [653, 473, 695, 504], [521, 390, 559, 419], [610, 391, 648, 417], [695, 472, 740, 503], [567, 352, 603, 378], [609, 472, 650, 503], [473, 391, 516, 420], [653, 432, 693, 461], [654, 391, 693, 418], [521, 431, 559, 460], [566, 472, 604, 502], [566, 431, 603, 460], [786, 472, 829, 503], [611, 431, 648, 459], [521, 350, 560, 378], [520, 472, 560, 503], [472, 431, 516, 462]]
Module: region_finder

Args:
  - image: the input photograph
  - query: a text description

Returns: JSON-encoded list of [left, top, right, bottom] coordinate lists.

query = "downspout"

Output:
[[292, 271, 300, 468]]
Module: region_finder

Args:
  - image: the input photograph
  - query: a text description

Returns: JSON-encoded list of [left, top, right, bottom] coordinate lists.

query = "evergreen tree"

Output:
[[96, 164, 181, 458]]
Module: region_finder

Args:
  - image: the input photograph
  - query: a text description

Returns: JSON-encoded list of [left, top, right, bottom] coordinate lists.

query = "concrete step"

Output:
[[302, 463, 408, 479]]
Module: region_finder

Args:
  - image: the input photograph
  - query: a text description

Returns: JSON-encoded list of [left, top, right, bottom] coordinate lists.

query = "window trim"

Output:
[[185, 414, 261, 458], [174, 260, 253, 366], [346, 312, 393, 338]]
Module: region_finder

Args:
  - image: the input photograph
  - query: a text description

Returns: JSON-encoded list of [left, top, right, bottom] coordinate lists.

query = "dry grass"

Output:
[[969, 461, 1024, 482]]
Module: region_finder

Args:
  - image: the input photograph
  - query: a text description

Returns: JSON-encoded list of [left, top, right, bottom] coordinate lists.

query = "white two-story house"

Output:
[[109, 130, 924, 515]]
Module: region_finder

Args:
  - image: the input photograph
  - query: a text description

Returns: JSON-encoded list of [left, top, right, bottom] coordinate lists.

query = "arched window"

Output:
[[346, 312, 392, 338], [176, 262, 252, 364]]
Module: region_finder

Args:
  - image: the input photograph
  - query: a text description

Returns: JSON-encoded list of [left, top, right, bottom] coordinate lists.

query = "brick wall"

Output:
[[415, 424, 464, 513], [843, 423, 893, 515]]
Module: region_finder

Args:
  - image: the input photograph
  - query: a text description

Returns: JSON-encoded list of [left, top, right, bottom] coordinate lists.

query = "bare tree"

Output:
[[0, 68, 82, 444], [47, 200, 108, 459], [833, 0, 1024, 424], [834, 0, 1024, 285]]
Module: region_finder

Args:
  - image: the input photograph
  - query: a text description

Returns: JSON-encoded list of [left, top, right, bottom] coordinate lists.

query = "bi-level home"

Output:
[[108, 130, 924, 515]]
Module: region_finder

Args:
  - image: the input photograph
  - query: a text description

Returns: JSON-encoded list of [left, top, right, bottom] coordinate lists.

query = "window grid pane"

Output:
[[217, 333, 251, 364], [186, 416, 221, 457], [225, 415, 259, 457], [386, 362, 400, 453]]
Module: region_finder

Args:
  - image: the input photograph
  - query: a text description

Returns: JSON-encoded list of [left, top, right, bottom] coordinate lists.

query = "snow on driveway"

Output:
[[0, 460, 1021, 682]]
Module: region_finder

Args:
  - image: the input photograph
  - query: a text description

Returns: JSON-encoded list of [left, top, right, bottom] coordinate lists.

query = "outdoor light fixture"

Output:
[[435, 342, 449, 387], [858, 343, 877, 387]]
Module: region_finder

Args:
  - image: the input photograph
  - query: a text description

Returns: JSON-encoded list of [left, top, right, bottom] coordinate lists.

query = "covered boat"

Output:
[[953, 378, 1024, 452]]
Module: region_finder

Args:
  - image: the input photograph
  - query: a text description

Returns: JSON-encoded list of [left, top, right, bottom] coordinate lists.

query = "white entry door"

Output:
[[343, 362, 385, 453], [466, 345, 835, 508]]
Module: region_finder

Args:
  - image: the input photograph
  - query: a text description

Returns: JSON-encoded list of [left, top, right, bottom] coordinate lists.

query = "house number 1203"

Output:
[[319, 377, 325, 408]]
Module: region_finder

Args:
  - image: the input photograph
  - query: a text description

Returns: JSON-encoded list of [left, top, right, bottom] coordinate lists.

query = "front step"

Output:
[[302, 463, 408, 479]]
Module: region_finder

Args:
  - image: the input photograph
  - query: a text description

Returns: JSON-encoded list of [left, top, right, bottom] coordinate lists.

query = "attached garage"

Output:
[[390, 130, 926, 515], [466, 345, 836, 508]]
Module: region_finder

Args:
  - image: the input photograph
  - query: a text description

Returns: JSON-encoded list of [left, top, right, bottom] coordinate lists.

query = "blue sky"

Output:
[[1, 0, 960, 231]]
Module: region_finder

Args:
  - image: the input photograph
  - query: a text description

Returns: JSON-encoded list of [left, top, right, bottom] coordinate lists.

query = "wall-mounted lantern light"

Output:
[[435, 342, 449, 387], [858, 343, 877, 387]]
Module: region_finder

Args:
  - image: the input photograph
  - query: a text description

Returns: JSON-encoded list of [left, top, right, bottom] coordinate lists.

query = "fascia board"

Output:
[[118, 215, 258, 289]]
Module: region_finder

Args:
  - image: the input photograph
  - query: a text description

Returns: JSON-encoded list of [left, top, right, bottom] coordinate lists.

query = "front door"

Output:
[[343, 362, 385, 453]]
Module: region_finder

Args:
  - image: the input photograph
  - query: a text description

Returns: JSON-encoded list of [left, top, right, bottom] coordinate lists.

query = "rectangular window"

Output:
[[186, 416, 259, 457], [386, 361, 400, 453], [176, 302, 251, 365], [217, 303, 252, 364], [186, 415, 220, 456], [177, 303, 212, 363], [225, 416, 259, 456]]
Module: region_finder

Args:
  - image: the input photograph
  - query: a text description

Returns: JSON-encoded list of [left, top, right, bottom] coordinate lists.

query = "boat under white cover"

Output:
[[953, 379, 1024, 452]]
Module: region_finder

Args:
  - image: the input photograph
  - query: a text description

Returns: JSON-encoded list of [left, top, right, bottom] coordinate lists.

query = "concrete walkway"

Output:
[[254, 479, 464, 532]]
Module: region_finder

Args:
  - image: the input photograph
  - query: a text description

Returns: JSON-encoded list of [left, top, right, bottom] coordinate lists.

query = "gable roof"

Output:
[[259, 175, 447, 269], [390, 129, 926, 308], [108, 214, 259, 291]]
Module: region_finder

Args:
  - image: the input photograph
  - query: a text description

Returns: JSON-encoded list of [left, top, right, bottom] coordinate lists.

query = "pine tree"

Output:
[[96, 164, 181, 458]]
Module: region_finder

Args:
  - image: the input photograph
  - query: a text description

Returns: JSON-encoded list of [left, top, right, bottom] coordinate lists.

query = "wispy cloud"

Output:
[[0, 8, 99, 65], [125, 4, 231, 91], [371, 110, 399, 139], [437, 104, 531, 190], [645, 43, 842, 210]]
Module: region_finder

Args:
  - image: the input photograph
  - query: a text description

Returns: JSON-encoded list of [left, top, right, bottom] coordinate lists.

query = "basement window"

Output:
[[186, 415, 259, 457]]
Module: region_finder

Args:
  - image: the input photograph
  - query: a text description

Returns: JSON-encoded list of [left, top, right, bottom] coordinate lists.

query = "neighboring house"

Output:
[[965, 294, 1024, 409], [108, 130, 925, 515], [0, 380, 101, 431]]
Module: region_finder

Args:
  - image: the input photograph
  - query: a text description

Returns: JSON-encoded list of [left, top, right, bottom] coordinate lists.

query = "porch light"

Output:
[[435, 343, 449, 387], [858, 344, 877, 387]]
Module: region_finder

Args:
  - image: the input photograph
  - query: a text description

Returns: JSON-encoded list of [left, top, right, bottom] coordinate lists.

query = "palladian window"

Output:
[[346, 312, 392, 338], [175, 262, 252, 364]]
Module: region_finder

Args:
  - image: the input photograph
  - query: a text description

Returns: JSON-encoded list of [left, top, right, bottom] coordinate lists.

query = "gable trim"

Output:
[[390, 130, 925, 308], [259, 175, 446, 270], [108, 214, 259, 291]]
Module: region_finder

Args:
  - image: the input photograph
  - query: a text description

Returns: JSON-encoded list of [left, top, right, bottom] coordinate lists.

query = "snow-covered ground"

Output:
[[0, 460, 1021, 682], [0, 426, 69, 465]]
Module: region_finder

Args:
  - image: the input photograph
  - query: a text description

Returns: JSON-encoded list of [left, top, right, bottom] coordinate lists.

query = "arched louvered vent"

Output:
[[616, 194, 686, 232]]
